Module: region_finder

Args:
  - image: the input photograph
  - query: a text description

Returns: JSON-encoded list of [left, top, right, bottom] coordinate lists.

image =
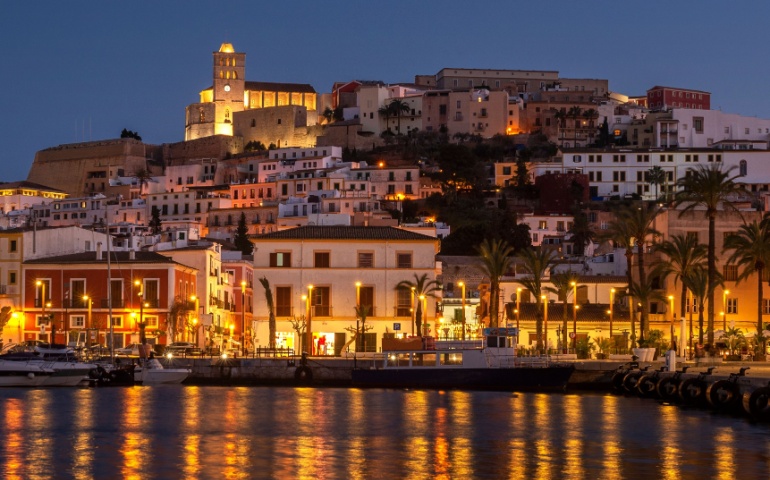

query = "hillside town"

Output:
[[2, 41, 770, 362]]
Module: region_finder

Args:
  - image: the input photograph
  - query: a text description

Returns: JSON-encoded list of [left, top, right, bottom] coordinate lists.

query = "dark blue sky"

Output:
[[3, 1, 769, 182]]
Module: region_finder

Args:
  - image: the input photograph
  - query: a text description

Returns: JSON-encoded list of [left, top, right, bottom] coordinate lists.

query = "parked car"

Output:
[[84, 344, 110, 357], [115, 343, 142, 356], [165, 342, 199, 356]]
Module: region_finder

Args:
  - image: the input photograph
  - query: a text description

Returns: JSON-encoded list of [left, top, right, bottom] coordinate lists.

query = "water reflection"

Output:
[[0, 387, 768, 479]]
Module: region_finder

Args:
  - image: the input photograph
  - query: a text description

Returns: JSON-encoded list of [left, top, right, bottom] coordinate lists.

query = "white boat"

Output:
[[134, 358, 190, 385], [0, 359, 54, 387], [39, 361, 96, 386], [1, 345, 95, 386]]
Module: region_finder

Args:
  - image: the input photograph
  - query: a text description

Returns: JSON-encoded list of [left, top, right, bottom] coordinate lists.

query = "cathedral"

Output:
[[184, 43, 321, 148]]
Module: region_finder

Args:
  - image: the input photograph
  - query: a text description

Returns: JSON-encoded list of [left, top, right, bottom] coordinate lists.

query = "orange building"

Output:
[[22, 251, 197, 349]]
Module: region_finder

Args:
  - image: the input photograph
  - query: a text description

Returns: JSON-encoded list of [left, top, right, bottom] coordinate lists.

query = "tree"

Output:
[[617, 202, 662, 343], [567, 106, 583, 145], [684, 266, 709, 348], [259, 277, 276, 349], [120, 128, 142, 141], [355, 305, 370, 352], [395, 274, 441, 336], [723, 213, 770, 354], [234, 212, 252, 255], [674, 163, 744, 351], [387, 99, 412, 136], [244, 140, 266, 152], [514, 247, 557, 352], [168, 296, 192, 343], [290, 315, 307, 353], [647, 166, 666, 201], [654, 234, 707, 323], [378, 105, 392, 133], [149, 206, 162, 235], [322, 107, 335, 125], [510, 223, 532, 253], [134, 168, 151, 196], [568, 209, 594, 256], [598, 206, 637, 346], [476, 239, 514, 328], [545, 271, 580, 352]]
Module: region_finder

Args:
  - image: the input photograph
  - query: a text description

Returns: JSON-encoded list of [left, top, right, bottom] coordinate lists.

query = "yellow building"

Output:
[[185, 43, 318, 143]]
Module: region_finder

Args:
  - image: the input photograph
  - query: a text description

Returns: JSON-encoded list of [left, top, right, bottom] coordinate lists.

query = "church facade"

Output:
[[184, 43, 320, 148]]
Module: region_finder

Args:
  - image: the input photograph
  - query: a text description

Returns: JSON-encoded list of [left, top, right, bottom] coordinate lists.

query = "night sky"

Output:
[[3, 0, 769, 181]]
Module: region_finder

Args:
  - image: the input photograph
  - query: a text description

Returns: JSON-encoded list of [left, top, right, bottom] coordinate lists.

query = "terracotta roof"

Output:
[[252, 225, 437, 241], [24, 251, 189, 266]]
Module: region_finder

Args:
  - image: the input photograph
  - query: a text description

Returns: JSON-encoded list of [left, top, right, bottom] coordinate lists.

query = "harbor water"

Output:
[[1, 386, 769, 479]]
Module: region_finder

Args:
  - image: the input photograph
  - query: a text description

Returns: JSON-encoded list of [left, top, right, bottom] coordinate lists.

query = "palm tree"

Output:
[[616, 203, 661, 343], [135, 168, 151, 196], [627, 278, 667, 346], [378, 105, 392, 133], [545, 271, 580, 352], [514, 248, 557, 352], [684, 267, 709, 348], [599, 206, 638, 346], [476, 238, 514, 328], [567, 210, 594, 256], [582, 109, 598, 144], [395, 273, 441, 337], [259, 277, 276, 349], [568, 106, 583, 145], [675, 163, 745, 350], [322, 107, 334, 125], [647, 166, 666, 201], [654, 233, 707, 323], [388, 99, 412, 135], [723, 213, 770, 354]]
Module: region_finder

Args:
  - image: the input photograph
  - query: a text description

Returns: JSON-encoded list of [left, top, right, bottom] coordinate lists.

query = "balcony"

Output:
[[311, 305, 333, 317], [394, 306, 412, 317], [276, 306, 294, 317], [100, 298, 125, 309]]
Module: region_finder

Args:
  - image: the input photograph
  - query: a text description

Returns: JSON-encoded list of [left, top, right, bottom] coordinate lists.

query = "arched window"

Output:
[[740, 159, 747, 176], [199, 108, 205, 122], [225, 109, 230, 120], [251, 119, 256, 127], [232, 58, 236, 67], [220, 71, 224, 79], [226, 71, 230, 80], [232, 71, 238, 80]]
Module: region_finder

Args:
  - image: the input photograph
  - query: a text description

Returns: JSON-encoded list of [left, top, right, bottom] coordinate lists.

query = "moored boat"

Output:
[[0, 359, 54, 387], [134, 358, 190, 385], [352, 328, 574, 391]]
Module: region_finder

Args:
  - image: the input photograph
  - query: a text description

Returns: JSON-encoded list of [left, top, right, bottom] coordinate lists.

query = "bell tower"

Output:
[[212, 43, 246, 135]]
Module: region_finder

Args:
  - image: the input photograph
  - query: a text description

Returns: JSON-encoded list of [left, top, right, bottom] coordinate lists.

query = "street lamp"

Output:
[[459, 281, 466, 340], [571, 281, 577, 352], [410, 287, 416, 336], [516, 288, 522, 332], [356, 282, 364, 352], [668, 294, 675, 345], [541, 294, 548, 354], [241, 281, 247, 357], [419, 294, 426, 336], [609, 288, 615, 340], [723, 289, 730, 331], [190, 295, 199, 347], [84, 295, 92, 348], [305, 285, 313, 355], [36, 280, 50, 343], [134, 280, 148, 351]]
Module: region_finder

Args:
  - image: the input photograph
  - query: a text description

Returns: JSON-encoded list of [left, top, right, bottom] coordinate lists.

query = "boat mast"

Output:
[[107, 218, 114, 364]]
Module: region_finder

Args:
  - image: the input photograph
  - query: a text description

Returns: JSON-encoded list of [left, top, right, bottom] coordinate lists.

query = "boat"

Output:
[[134, 357, 190, 385], [351, 328, 574, 391], [0, 359, 54, 387], [0, 344, 96, 386]]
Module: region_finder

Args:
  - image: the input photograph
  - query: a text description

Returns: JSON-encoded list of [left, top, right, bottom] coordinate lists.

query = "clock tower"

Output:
[[212, 43, 246, 135]]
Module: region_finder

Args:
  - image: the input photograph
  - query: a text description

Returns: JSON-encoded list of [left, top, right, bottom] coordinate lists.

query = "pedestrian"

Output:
[[665, 340, 677, 372]]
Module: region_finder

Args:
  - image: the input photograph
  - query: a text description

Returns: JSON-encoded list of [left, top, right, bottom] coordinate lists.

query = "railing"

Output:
[[0, 285, 6, 295], [276, 306, 294, 317], [394, 306, 412, 317], [100, 298, 125, 308], [253, 347, 295, 358], [311, 305, 333, 317]]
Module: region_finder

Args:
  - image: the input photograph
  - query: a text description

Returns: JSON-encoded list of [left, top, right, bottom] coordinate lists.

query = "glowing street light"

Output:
[[459, 281, 466, 340], [722, 289, 730, 331], [609, 288, 616, 339], [305, 285, 313, 354], [541, 294, 548, 354], [516, 288, 522, 332], [668, 294, 676, 345], [241, 281, 247, 357]]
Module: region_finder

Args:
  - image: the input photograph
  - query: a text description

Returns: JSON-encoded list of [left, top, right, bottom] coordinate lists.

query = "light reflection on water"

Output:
[[0, 387, 769, 479]]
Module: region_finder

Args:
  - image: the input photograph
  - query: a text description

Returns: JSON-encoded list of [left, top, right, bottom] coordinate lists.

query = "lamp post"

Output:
[[459, 281, 466, 340], [190, 295, 199, 348], [687, 289, 694, 359], [356, 282, 364, 352], [410, 287, 416, 336], [84, 295, 92, 348], [241, 281, 247, 357], [722, 289, 730, 331], [668, 294, 675, 345], [419, 294, 426, 336], [571, 281, 577, 353], [305, 285, 313, 355], [609, 288, 615, 340], [541, 294, 548, 354], [134, 280, 148, 351], [36, 280, 48, 343], [516, 288, 521, 332]]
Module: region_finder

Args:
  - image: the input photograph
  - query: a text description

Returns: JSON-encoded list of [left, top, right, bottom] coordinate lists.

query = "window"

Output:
[[723, 265, 738, 281], [740, 160, 747, 176], [693, 117, 703, 133], [143, 315, 159, 328], [276, 287, 292, 317], [358, 252, 374, 268], [9, 240, 17, 252], [70, 315, 85, 328], [314, 252, 330, 268], [397, 253, 413, 269], [764, 299, 770, 316], [269, 252, 292, 268], [311, 286, 331, 316], [396, 288, 412, 317], [727, 298, 738, 315], [9, 271, 16, 285], [538, 220, 548, 230], [358, 286, 375, 316]]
